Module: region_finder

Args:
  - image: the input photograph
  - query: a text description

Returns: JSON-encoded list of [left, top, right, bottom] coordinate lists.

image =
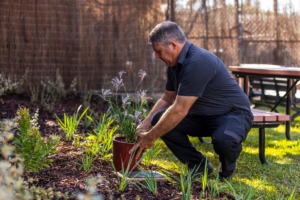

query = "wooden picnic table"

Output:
[[228, 64, 300, 141]]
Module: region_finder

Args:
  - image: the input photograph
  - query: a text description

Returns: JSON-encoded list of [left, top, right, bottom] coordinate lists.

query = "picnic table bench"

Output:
[[199, 108, 290, 165], [249, 77, 300, 122]]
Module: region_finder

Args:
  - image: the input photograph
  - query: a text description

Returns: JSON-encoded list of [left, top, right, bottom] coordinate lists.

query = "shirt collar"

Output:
[[177, 40, 191, 65]]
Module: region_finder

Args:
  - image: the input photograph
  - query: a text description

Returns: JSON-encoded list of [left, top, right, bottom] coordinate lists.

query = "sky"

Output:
[[177, 0, 300, 13]]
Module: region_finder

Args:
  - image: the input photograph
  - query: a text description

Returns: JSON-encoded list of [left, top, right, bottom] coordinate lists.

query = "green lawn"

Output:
[[152, 106, 300, 199]]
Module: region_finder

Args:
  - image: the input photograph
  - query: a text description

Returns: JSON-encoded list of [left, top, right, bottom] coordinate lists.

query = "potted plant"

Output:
[[98, 69, 151, 171]]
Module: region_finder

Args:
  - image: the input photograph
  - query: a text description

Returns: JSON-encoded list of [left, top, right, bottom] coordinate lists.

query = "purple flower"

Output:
[[98, 89, 111, 101], [137, 90, 152, 103], [119, 70, 126, 79], [111, 77, 123, 92], [138, 69, 146, 81], [129, 111, 142, 126], [123, 110, 128, 118], [122, 94, 131, 107]]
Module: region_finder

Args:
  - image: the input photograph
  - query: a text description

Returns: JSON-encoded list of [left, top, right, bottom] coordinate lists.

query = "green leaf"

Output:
[[41, 163, 50, 167]]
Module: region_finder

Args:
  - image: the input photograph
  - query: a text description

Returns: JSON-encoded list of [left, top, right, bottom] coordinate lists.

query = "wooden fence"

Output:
[[0, 0, 300, 93]]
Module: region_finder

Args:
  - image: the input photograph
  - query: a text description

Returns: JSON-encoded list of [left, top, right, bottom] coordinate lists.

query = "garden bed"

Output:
[[0, 94, 234, 200]]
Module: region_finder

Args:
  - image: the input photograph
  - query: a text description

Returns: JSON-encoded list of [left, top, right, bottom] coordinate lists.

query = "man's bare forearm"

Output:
[[139, 98, 171, 131], [144, 104, 186, 142], [142, 96, 197, 143]]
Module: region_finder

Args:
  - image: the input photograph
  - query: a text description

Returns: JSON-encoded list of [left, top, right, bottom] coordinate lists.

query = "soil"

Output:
[[0, 94, 234, 200]]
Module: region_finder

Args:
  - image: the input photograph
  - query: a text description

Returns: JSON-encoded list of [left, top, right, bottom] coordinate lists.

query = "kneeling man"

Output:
[[129, 21, 253, 180]]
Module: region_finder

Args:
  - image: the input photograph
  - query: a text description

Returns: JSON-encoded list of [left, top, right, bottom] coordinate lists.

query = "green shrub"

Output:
[[56, 105, 88, 141], [83, 109, 94, 128], [111, 153, 145, 192], [13, 108, 60, 173], [0, 69, 28, 96], [84, 111, 117, 160], [35, 69, 77, 111], [137, 167, 158, 196], [93, 111, 113, 138], [161, 163, 201, 200], [74, 146, 98, 172], [84, 123, 117, 161], [0, 119, 69, 200]]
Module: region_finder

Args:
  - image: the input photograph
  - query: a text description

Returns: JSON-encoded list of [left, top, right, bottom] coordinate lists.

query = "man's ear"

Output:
[[169, 41, 176, 50]]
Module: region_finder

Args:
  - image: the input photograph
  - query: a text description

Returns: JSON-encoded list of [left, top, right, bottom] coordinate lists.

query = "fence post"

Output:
[[238, 0, 244, 64], [202, 0, 209, 50], [274, 0, 280, 65], [170, 0, 176, 22]]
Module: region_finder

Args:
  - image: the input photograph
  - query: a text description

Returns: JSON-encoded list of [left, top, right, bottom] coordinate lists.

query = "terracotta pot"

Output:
[[113, 136, 142, 171]]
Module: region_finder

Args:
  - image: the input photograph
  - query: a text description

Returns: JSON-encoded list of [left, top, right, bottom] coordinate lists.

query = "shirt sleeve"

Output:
[[165, 66, 175, 91], [178, 61, 216, 97]]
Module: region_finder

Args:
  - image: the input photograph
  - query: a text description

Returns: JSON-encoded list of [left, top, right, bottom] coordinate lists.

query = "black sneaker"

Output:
[[218, 163, 234, 182], [190, 162, 214, 177]]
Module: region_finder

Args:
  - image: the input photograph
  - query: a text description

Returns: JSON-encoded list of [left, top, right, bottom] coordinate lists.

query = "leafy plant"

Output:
[[40, 69, 77, 111], [136, 167, 158, 196], [275, 184, 298, 200], [93, 109, 113, 137], [83, 134, 99, 155], [13, 108, 60, 173], [83, 109, 94, 128], [207, 172, 220, 199], [98, 126, 118, 160], [197, 161, 211, 199], [98, 70, 151, 143], [161, 163, 200, 200], [197, 161, 209, 199], [111, 152, 145, 191], [81, 85, 93, 110], [287, 184, 298, 200], [84, 113, 118, 160], [143, 139, 162, 167], [72, 134, 81, 148], [56, 105, 88, 141], [0, 119, 70, 200], [74, 146, 98, 172], [29, 85, 39, 102], [223, 176, 264, 200], [0, 68, 28, 96]]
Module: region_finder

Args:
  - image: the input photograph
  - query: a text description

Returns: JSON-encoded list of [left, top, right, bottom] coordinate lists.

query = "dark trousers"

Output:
[[151, 108, 253, 177]]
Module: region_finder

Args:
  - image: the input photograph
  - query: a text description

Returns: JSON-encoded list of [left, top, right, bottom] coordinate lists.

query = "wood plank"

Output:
[[251, 109, 289, 122], [229, 65, 300, 77], [253, 115, 264, 122]]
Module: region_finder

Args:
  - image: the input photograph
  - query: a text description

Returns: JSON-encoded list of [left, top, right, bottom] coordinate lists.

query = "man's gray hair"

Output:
[[148, 21, 187, 47]]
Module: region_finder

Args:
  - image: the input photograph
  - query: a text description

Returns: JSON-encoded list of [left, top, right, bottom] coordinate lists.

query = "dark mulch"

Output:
[[0, 94, 234, 200]]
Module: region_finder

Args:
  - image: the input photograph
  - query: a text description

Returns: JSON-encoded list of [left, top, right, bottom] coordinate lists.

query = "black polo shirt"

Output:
[[165, 41, 251, 116]]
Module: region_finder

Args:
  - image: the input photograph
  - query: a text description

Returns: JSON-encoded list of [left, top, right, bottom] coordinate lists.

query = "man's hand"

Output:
[[128, 132, 156, 159]]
